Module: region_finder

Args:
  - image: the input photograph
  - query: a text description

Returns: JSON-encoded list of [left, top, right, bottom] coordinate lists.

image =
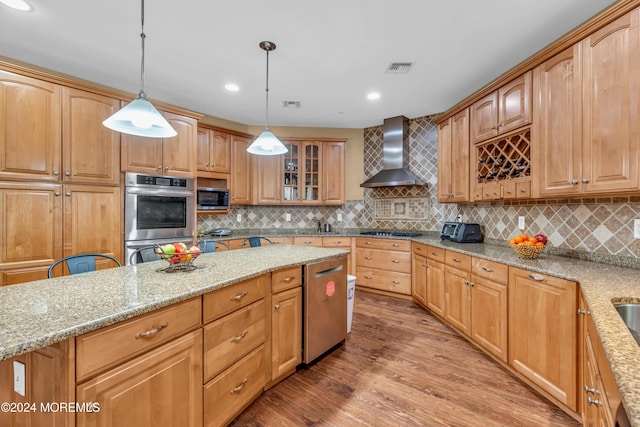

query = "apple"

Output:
[[188, 245, 201, 259], [158, 243, 175, 259], [173, 243, 186, 254], [535, 233, 548, 245]]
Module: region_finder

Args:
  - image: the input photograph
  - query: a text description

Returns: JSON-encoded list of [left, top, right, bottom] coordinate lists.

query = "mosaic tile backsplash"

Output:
[[198, 114, 640, 263]]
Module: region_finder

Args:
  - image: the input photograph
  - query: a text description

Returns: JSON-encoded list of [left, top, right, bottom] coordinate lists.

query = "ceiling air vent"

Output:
[[385, 62, 414, 74], [282, 101, 301, 108]]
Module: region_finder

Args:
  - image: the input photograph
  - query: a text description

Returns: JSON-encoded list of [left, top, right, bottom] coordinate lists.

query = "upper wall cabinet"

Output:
[[121, 112, 197, 178], [230, 135, 252, 205], [0, 71, 61, 182], [62, 88, 121, 186], [438, 109, 470, 203], [533, 9, 640, 197], [197, 127, 231, 177], [470, 72, 531, 145]]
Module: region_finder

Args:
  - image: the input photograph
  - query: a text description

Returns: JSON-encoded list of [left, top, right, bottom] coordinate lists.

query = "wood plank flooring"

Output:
[[231, 290, 581, 427]]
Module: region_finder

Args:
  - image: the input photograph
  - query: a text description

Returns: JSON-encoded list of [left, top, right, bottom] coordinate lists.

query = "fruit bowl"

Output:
[[510, 243, 545, 259], [155, 243, 201, 273]]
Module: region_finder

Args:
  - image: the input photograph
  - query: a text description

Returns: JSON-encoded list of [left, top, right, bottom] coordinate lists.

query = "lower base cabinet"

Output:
[[77, 330, 203, 427], [271, 287, 302, 382]]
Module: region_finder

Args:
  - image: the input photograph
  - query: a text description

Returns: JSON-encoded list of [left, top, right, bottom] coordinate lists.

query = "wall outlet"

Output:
[[634, 219, 640, 239], [337, 213, 343, 222], [518, 216, 526, 230], [13, 361, 25, 396], [236, 213, 242, 223], [285, 213, 291, 222]]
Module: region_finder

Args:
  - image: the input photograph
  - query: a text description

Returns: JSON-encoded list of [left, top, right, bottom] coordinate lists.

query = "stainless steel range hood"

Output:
[[360, 115, 424, 187]]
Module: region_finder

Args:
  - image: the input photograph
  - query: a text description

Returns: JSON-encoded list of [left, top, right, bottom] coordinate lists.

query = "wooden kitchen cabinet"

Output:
[[470, 72, 531, 144], [230, 135, 252, 204], [321, 141, 345, 205], [253, 152, 283, 204], [293, 236, 323, 247], [121, 111, 197, 178], [355, 238, 412, 296], [437, 109, 470, 203], [444, 252, 472, 336], [322, 236, 353, 276], [270, 267, 302, 384], [77, 329, 203, 427], [62, 87, 121, 186], [197, 127, 231, 176], [0, 70, 62, 183], [411, 242, 428, 307], [509, 266, 578, 411]]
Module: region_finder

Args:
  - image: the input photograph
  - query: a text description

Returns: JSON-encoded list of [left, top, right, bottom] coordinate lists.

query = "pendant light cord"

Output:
[[139, 0, 147, 99], [264, 48, 270, 129]]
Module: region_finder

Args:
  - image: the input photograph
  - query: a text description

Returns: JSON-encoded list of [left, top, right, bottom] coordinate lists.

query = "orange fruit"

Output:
[[513, 236, 524, 244], [534, 241, 545, 246], [528, 237, 538, 244], [521, 240, 532, 245], [520, 234, 529, 240], [509, 239, 516, 245]]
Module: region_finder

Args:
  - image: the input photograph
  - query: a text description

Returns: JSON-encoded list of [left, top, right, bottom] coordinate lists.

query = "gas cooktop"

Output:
[[359, 231, 422, 237]]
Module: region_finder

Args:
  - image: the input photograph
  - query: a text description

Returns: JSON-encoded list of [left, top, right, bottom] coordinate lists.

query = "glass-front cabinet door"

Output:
[[283, 143, 299, 201], [303, 142, 320, 202], [282, 141, 321, 203]]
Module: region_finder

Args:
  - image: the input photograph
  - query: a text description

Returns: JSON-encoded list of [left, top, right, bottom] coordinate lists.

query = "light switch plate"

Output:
[[285, 213, 291, 222], [13, 361, 25, 396], [337, 213, 343, 222], [236, 213, 242, 223], [634, 219, 640, 239], [518, 216, 526, 230]]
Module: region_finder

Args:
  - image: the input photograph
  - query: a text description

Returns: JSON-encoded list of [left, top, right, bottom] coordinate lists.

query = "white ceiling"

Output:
[[0, 0, 619, 129]]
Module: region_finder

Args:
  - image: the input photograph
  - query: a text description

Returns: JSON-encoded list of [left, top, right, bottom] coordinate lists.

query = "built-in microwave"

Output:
[[197, 187, 230, 211]]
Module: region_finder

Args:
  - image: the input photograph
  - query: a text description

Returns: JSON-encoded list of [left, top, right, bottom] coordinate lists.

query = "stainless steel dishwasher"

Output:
[[303, 255, 348, 363]]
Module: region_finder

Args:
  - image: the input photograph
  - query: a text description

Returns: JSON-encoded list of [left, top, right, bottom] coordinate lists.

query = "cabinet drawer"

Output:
[[268, 236, 293, 245], [322, 236, 352, 248], [203, 299, 266, 382], [412, 242, 427, 255], [472, 257, 508, 284], [426, 245, 445, 262], [203, 274, 267, 323], [355, 237, 410, 251], [356, 248, 411, 273], [76, 297, 201, 382], [445, 251, 472, 271], [272, 266, 302, 293], [204, 344, 266, 427], [292, 236, 323, 247], [355, 267, 411, 295]]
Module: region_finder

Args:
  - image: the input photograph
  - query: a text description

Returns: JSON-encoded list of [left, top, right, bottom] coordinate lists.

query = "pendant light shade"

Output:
[[247, 41, 287, 155], [103, 0, 176, 138]]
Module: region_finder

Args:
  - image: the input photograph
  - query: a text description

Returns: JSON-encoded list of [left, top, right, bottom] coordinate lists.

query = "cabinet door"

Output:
[[63, 185, 122, 266], [426, 259, 445, 317], [533, 45, 583, 197], [254, 154, 282, 204], [582, 9, 640, 193], [196, 128, 211, 173], [470, 275, 508, 363], [62, 88, 121, 185], [509, 267, 578, 410], [301, 142, 321, 203], [450, 109, 470, 202], [121, 133, 163, 174], [445, 265, 471, 335], [211, 131, 231, 173], [411, 252, 427, 306], [498, 72, 531, 134], [0, 182, 62, 285], [271, 287, 302, 381], [0, 70, 61, 182], [322, 141, 345, 205], [437, 118, 453, 202], [76, 330, 202, 427], [230, 136, 252, 204], [162, 112, 197, 177], [471, 91, 498, 144]]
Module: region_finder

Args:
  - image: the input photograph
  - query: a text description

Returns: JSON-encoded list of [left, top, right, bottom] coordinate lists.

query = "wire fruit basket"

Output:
[[510, 243, 545, 260], [156, 244, 201, 272]]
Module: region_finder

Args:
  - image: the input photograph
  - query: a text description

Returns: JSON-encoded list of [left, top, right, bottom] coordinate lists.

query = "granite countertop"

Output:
[[0, 244, 348, 361]]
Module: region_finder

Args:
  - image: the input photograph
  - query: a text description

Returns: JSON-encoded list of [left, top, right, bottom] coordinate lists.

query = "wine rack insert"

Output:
[[476, 128, 531, 184]]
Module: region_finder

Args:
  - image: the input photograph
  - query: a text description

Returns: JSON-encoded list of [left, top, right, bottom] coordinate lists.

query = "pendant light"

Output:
[[103, 0, 176, 138], [247, 41, 288, 155]]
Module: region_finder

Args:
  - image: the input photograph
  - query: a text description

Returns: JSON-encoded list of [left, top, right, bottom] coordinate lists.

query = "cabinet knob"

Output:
[[211, 163, 215, 167], [274, 304, 280, 310], [570, 179, 578, 185], [53, 170, 59, 176], [584, 385, 596, 394], [464, 280, 469, 286], [422, 263, 428, 267], [587, 397, 601, 406], [55, 191, 60, 196], [65, 192, 71, 196], [205, 163, 209, 167], [577, 309, 588, 315], [165, 166, 169, 170], [157, 165, 162, 169], [582, 178, 589, 183], [65, 171, 71, 176]]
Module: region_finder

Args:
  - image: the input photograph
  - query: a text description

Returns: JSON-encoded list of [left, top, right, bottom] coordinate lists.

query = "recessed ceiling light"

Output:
[[224, 83, 239, 92], [0, 0, 32, 11], [367, 92, 381, 101]]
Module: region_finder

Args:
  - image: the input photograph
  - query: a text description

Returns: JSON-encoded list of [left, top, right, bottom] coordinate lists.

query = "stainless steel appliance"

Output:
[[303, 255, 348, 364], [124, 172, 195, 265], [197, 187, 230, 211], [440, 222, 483, 243]]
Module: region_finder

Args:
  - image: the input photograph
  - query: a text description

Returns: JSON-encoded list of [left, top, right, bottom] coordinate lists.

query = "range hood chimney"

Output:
[[360, 115, 424, 188]]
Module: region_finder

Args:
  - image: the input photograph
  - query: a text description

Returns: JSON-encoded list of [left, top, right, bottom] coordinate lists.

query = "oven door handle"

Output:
[[126, 188, 194, 197]]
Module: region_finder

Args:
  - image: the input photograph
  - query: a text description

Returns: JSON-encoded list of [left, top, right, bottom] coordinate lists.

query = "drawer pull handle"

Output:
[[392, 244, 400, 247], [528, 274, 546, 282], [452, 258, 461, 263], [422, 263, 428, 267], [391, 260, 400, 263], [392, 280, 400, 284], [281, 276, 294, 283], [364, 256, 372, 260], [481, 266, 494, 272], [230, 330, 248, 343], [304, 241, 312, 244], [584, 385, 596, 394], [431, 252, 438, 256], [230, 291, 248, 301], [135, 322, 168, 339], [230, 378, 248, 394], [587, 397, 600, 406], [333, 240, 342, 244], [364, 275, 372, 279], [365, 241, 372, 245]]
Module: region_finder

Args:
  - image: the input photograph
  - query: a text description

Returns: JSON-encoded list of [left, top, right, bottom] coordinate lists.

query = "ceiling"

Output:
[[0, 0, 619, 129]]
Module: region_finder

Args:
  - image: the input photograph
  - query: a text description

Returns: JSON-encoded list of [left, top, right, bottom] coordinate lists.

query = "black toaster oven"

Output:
[[440, 222, 483, 243]]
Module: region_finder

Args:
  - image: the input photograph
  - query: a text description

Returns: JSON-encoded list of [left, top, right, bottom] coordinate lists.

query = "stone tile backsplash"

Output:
[[198, 114, 640, 262]]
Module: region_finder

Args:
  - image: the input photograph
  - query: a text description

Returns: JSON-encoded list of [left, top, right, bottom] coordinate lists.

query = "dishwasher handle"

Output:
[[313, 264, 344, 278]]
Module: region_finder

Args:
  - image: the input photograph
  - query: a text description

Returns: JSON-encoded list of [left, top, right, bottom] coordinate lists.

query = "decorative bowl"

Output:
[[510, 243, 545, 260], [155, 244, 201, 272]]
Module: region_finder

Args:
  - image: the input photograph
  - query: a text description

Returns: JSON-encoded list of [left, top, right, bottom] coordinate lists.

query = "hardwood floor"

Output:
[[231, 290, 581, 427]]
